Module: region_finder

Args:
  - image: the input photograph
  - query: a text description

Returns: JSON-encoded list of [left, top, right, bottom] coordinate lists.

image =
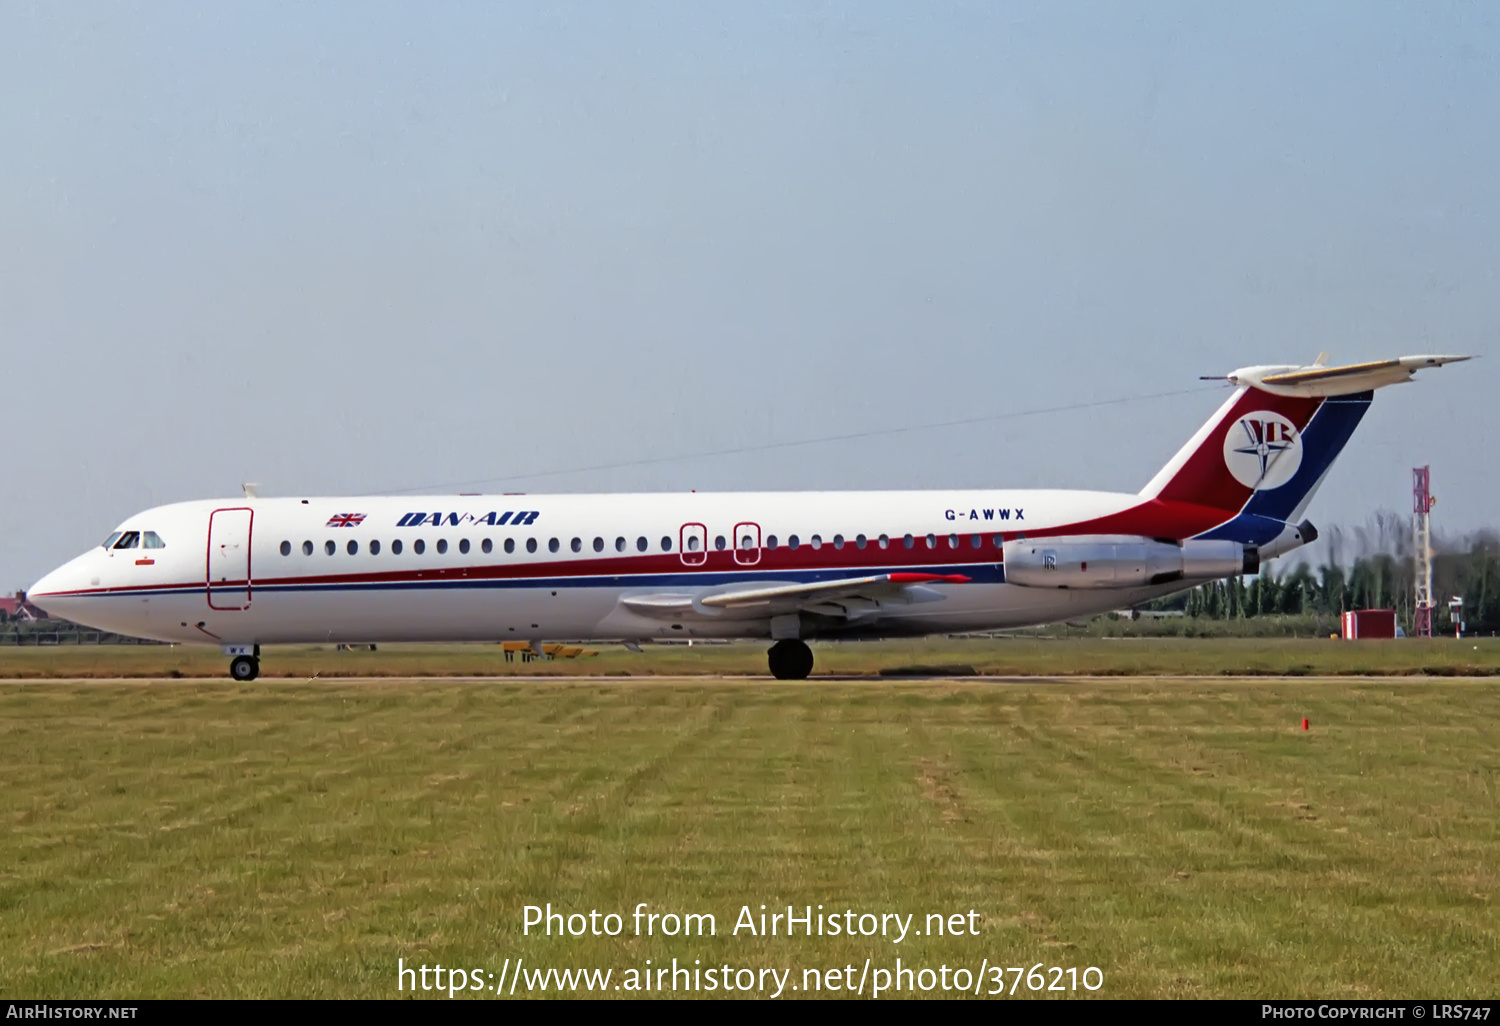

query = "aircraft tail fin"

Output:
[[1137, 386, 1343, 544], [1139, 353, 1465, 545], [1190, 391, 1372, 545]]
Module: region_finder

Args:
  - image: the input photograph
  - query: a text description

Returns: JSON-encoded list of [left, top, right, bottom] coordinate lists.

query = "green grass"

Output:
[[1, 676, 1497, 998], [1, 636, 1498, 679]]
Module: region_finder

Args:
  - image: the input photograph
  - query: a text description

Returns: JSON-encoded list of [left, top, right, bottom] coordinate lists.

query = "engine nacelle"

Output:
[[1002, 535, 1258, 589]]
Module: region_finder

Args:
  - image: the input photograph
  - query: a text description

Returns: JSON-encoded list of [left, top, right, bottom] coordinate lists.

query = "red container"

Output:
[[1340, 609, 1397, 639]]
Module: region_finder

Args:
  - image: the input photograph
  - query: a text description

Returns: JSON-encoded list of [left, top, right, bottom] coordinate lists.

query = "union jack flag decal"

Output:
[[326, 513, 367, 528]]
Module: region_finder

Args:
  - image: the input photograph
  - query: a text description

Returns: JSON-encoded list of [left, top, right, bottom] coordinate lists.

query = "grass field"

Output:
[[1, 673, 1497, 998], [1, 635, 1498, 679]]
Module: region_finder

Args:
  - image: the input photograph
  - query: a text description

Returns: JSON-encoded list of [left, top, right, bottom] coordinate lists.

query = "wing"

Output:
[[619, 572, 970, 622]]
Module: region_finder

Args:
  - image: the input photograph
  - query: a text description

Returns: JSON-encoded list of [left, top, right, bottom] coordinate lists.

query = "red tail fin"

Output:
[[1140, 387, 1324, 515]]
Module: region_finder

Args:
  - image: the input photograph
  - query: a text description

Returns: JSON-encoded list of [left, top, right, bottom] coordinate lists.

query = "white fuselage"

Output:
[[30, 490, 1185, 647], [32, 356, 1467, 661]]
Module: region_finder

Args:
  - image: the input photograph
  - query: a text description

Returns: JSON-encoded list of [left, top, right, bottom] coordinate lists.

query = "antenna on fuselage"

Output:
[[242, 483, 260, 498]]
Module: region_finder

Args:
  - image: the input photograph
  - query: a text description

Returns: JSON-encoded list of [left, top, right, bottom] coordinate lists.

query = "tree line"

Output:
[[1157, 516, 1500, 634]]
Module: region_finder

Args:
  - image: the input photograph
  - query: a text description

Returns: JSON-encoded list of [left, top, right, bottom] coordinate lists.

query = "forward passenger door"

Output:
[[206, 508, 254, 610]]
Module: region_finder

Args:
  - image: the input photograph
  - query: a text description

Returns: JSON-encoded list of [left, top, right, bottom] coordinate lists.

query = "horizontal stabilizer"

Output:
[[1224, 354, 1469, 397]]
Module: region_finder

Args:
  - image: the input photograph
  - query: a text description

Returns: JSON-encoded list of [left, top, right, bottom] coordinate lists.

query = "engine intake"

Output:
[[1002, 535, 1257, 589]]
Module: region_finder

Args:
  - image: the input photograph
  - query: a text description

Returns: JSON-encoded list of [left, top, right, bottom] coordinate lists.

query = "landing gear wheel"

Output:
[[767, 639, 814, 681], [229, 655, 260, 682]]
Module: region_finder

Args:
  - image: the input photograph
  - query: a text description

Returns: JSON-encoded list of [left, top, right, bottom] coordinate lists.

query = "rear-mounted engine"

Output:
[[1002, 536, 1258, 589]]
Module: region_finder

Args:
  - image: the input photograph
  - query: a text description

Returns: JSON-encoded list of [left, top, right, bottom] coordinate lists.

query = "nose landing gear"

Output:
[[229, 655, 260, 681], [767, 639, 814, 680], [224, 645, 261, 681]]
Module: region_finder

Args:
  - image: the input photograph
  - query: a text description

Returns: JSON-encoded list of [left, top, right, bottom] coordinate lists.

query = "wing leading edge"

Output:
[[620, 572, 971, 622]]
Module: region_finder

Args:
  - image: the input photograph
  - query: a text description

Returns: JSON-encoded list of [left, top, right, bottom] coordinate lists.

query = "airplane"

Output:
[[28, 354, 1468, 682]]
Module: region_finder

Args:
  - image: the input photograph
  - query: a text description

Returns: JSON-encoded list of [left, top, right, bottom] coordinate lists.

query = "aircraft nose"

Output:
[[29, 556, 91, 619]]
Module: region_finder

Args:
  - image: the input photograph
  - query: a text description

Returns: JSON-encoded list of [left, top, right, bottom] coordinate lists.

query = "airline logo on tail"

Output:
[[1223, 411, 1302, 490]]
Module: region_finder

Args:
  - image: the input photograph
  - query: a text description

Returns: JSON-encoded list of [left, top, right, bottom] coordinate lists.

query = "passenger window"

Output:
[[615, 537, 626, 553], [661, 536, 672, 552], [971, 535, 981, 549], [856, 534, 867, 550], [459, 538, 470, 554], [392, 539, 403, 555], [347, 539, 359, 556], [879, 534, 890, 549], [993, 535, 1003, 548], [636, 537, 648, 552], [593, 537, 604, 553], [687, 535, 701, 552], [142, 531, 166, 549], [482, 539, 493, 554], [414, 539, 426, 555], [103, 532, 123, 550], [436, 539, 448, 554], [767, 535, 778, 550], [324, 540, 336, 556], [740, 534, 754, 550], [548, 538, 560, 553], [504, 538, 515, 554], [371, 540, 381, 555], [926, 534, 936, 549], [113, 532, 140, 550], [280, 541, 291, 557], [834, 534, 845, 549], [949, 533, 959, 549], [715, 536, 726, 551], [571, 538, 582, 553], [303, 540, 314, 556], [526, 539, 537, 554], [788, 535, 799, 550], [903, 534, 914, 549], [810, 534, 822, 549]]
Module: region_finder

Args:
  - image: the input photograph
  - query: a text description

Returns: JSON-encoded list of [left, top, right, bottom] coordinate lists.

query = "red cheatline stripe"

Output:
[[33, 561, 991, 599]]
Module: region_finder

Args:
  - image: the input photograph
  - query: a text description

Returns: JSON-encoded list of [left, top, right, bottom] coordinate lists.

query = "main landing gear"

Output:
[[767, 639, 814, 681]]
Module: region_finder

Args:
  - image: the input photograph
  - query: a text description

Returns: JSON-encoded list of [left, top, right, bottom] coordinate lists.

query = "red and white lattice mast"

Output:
[[1413, 466, 1435, 638]]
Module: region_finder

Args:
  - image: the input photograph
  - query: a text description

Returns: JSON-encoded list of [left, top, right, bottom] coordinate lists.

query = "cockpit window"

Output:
[[142, 531, 166, 549], [112, 531, 141, 550], [103, 532, 123, 550]]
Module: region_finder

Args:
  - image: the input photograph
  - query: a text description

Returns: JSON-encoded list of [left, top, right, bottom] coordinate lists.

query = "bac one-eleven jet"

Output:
[[30, 355, 1466, 681]]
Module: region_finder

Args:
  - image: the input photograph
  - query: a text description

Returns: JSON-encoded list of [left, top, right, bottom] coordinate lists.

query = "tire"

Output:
[[768, 639, 813, 681], [229, 655, 259, 682]]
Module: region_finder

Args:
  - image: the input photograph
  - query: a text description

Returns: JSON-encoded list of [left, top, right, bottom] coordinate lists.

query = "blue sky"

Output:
[[2, 2, 1495, 586]]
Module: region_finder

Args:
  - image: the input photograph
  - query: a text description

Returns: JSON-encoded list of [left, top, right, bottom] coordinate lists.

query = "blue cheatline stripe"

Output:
[[64, 562, 1007, 600], [1197, 390, 1372, 545]]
